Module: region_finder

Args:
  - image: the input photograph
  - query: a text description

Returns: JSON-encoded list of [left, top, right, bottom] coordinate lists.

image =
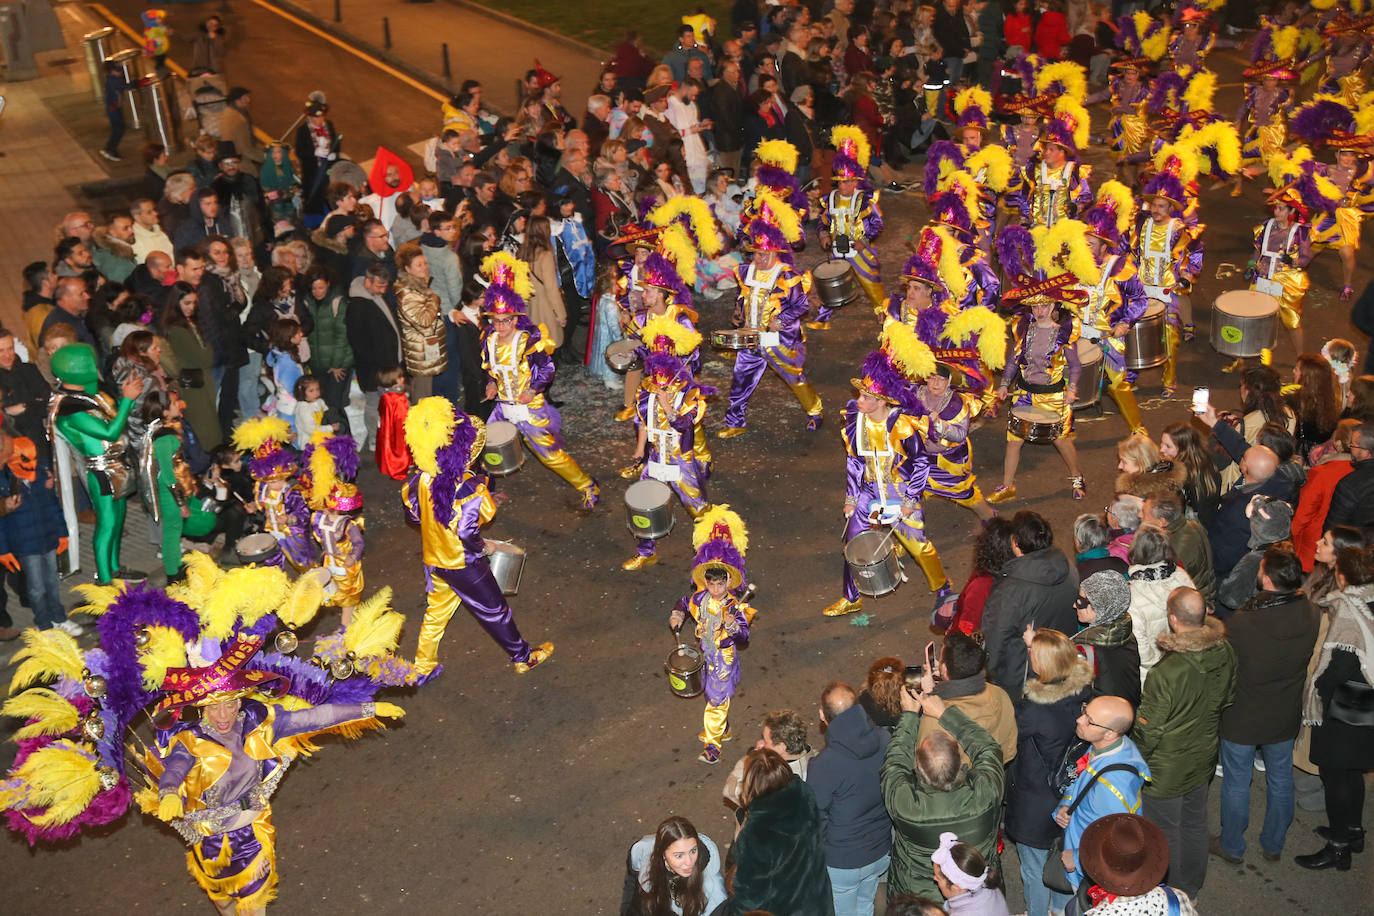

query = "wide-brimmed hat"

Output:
[[644, 84, 672, 104], [1265, 184, 1309, 220], [152, 636, 288, 725], [1079, 814, 1170, 897]]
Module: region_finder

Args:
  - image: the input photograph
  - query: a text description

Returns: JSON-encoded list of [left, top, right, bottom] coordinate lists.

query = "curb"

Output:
[[438, 0, 608, 61]]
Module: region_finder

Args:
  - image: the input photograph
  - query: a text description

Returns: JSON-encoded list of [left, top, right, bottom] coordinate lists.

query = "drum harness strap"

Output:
[[856, 412, 901, 513], [827, 190, 864, 254], [1140, 219, 1176, 299], [1258, 220, 1297, 280], [486, 331, 526, 402], [1080, 256, 1118, 341], [647, 389, 685, 458], [743, 263, 783, 329]]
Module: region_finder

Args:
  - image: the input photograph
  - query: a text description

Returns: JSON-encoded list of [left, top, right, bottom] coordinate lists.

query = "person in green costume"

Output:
[[141, 392, 221, 579], [48, 343, 145, 583]]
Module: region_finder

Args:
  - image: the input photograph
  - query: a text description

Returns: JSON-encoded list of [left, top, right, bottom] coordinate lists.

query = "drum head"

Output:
[[607, 340, 637, 355], [845, 529, 893, 565], [237, 533, 276, 554], [1014, 406, 1061, 423], [485, 538, 524, 557], [668, 645, 704, 671], [1076, 339, 1103, 362], [486, 420, 518, 446], [625, 478, 672, 509], [814, 259, 853, 279], [1142, 301, 1166, 318], [1216, 289, 1279, 317]]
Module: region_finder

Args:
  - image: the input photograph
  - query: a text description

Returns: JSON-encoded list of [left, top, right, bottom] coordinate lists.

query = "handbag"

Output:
[[1330, 679, 1374, 727], [1042, 762, 1140, 895]]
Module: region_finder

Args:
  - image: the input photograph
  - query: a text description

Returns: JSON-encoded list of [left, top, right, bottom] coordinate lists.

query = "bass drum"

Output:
[[1073, 339, 1104, 409]]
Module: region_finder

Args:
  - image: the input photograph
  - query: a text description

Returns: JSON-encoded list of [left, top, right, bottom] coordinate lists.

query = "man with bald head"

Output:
[[1057, 695, 1150, 890], [810, 680, 892, 914], [1207, 442, 1294, 581], [1323, 422, 1374, 532], [1135, 586, 1236, 897]]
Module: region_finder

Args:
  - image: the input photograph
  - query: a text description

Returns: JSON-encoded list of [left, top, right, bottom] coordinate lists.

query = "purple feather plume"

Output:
[[1249, 27, 1272, 64], [249, 447, 298, 481], [923, 141, 966, 197], [97, 586, 201, 727], [929, 191, 974, 238], [859, 350, 916, 407], [1290, 100, 1355, 143], [755, 164, 798, 194], [1013, 55, 1037, 92], [996, 225, 1037, 281], [1295, 172, 1344, 212], [322, 435, 359, 481], [693, 539, 747, 579], [1147, 71, 1186, 114]]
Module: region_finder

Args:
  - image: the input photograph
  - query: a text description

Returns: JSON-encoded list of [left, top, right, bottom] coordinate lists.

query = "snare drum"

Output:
[[484, 538, 526, 595], [604, 339, 642, 373], [624, 479, 674, 539], [235, 533, 281, 566], [1009, 406, 1064, 443], [711, 328, 760, 350], [1073, 339, 1104, 409], [1124, 302, 1167, 371], [812, 258, 858, 309], [479, 420, 524, 476], [844, 529, 901, 597], [1211, 290, 1278, 358]]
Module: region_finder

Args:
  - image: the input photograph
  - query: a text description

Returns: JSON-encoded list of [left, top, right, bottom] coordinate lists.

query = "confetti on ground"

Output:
[[850, 614, 874, 627]]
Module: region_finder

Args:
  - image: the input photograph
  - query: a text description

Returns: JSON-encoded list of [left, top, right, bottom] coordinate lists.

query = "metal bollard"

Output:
[[441, 42, 450, 79], [333, 0, 341, 21], [382, 17, 391, 49], [106, 48, 148, 130], [81, 27, 116, 103]]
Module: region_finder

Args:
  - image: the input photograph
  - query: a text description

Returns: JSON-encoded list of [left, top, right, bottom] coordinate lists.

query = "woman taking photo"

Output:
[[1158, 421, 1222, 526], [622, 815, 726, 916], [160, 281, 223, 448]]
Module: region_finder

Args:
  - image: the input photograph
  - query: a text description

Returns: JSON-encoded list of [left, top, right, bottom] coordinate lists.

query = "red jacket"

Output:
[[1033, 10, 1070, 58], [1004, 12, 1033, 50], [949, 569, 996, 635], [1293, 456, 1355, 571]]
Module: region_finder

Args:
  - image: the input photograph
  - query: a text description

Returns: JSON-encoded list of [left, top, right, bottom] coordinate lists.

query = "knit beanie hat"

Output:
[[1081, 571, 1132, 626], [1247, 495, 1294, 548]]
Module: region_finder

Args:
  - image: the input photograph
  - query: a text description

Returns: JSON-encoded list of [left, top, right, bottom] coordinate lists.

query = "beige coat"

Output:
[[917, 679, 1019, 764], [219, 106, 265, 176], [524, 247, 567, 349], [394, 273, 447, 376]]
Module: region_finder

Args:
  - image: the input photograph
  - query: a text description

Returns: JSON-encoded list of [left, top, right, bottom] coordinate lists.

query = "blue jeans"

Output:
[[18, 551, 64, 630], [1219, 738, 1295, 857], [827, 854, 888, 916], [1016, 842, 1071, 916], [239, 351, 264, 419]]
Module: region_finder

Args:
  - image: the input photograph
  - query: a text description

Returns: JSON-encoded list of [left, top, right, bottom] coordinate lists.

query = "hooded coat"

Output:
[[1134, 617, 1238, 798], [727, 776, 835, 916], [1127, 561, 1197, 682], [1220, 590, 1319, 746], [982, 547, 1081, 699], [1005, 658, 1095, 849], [807, 702, 892, 869]]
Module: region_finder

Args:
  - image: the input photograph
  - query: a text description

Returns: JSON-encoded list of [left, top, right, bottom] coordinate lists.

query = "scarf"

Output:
[[1303, 583, 1374, 726]]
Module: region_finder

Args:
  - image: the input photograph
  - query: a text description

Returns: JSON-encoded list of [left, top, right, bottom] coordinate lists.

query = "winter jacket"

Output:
[[1323, 457, 1374, 533], [345, 275, 403, 392], [1311, 646, 1374, 770], [1293, 454, 1354, 571], [524, 247, 567, 349], [393, 273, 447, 377], [0, 360, 53, 456], [1005, 659, 1094, 849], [1128, 561, 1197, 682], [1161, 513, 1215, 607], [807, 703, 892, 869], [1220, 590, 1319, 746], [982, 547, 1081, 699], [1073, 614, 1142, 708], [1209, 473, 1299, 581], [1061, 736, 1150, 881], [727, 777, 834, 916], [90, 227, 136, 284], [310, 228, 351, 281], [881, 707, 1004, 902], [304, 288, 353, 372], [1134, 617, 1237, 798], [917, 674, 1019, 763], [0, 464, 68, 558], [419, 233, 463, 312], [1076, 547, 1127, 581]]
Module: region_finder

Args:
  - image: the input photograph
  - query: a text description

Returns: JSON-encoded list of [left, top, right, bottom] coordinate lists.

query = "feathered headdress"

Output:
[[916, 225, 971, 305], [954, 86, 992, 133], [1147, 70, 1187, 115], [881, 320, 937, 381], [304, 432, 361, 512], [1035, 61, 1088, 104], [744, 188, 802, 251], [1032, 220, 1102, 286], [479, 251, 533, 301], [690, 505, 749, 590], [640, 313, 701, 357], [1182, 69, 1217, 115], [1291, 96, 1373, 152], [996, 225, 1038, 281], [1118, 11, 1168, 61], [754, 139, 799, 174], [927, 189, 976, 242], [1142, 143, 1196, 206], [852, 348, 917, 409], [654, 223, 700, 287], [922, 140, 966, 197], [1178, 121, 1242, 177], [1083, 180, 1135, 248], [1043, 97, 1090, 155], [693, 505, 749, 555], [898, 251, 950, 306], [636, 250, 691, 301], [649, 195, 723, 257], [404, 397, 485, 527], [231, 415, 297, 481], [831, 125, 872, 180], [965, 146, 1013, 193], [939, 306, 1008, 370]]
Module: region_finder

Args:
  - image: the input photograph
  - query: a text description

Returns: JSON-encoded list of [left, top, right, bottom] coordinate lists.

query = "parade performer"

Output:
[[620, 319, 711, 572], [1103, 11, 1168, 179], [0, 564, 412, 914], [48, 344, 145, 584], [926, 142, 1012, 255], [304, 433, 366, 628], [1233, 48, 1297, 196], [1075, 185, 1150, 436], [738, 139, 809, 244], [139, 393, 223, 581], [994, 92, 1048, 235], [1316, 16, 1372, 106], [402, 396, 554, 675], [811, 125, 886, 328], [925, 176, 1005, 297], [909, 359, 996, 523], [629, 251, 702, 373], [231, 416, 318, 572], [480, 252, 600, 509], [1243, 181, 1315, 365], [608, 225, 661, 421], [1289, 97, 1374, 301], [648, 196, 741, 302], [669, 514, 756, 765], [989, 263, 1087, 503], [823, 326, 952, 619], [1013, 98, 1094, 229], [1168, 4, 1218, 73], [948, 89, 1013, 250], [1132, 149, 1203, 393], [718, 191, 823, 438]]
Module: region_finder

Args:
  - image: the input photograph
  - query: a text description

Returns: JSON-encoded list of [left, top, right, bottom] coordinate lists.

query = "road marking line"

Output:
[[246, 0, 448, 103]]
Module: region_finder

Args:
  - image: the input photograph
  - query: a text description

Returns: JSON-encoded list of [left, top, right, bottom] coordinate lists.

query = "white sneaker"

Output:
[[53, 619, 84, 637], [1254, 756, 1266, 773]]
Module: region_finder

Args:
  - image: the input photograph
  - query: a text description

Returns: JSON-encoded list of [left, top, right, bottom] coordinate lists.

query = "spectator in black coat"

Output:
[[1072, 571, 1142, 706], [173, 190, 232, 250], [1206, 443, 1292, 582], [741, 89, 786, 171], [708, 61, 747, 175], [345, 265, 404, 450], [348, 219, 397, 283], [785, 86, 818, 184], [1323, 423, 1374, 532], [0, 330, 54, 457]]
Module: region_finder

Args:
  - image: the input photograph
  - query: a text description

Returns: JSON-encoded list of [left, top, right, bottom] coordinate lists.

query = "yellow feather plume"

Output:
[[937, 167, 980, 202], [403, 396, 458, 476], [231, 415, 291, 453], [1039, 220, 1102, 286], [939, 306, 1008, 370], [139, 626, 189, 692], [1310, 0, 1337, 8], [954, 86, 993, 118], [279, 570, 328, 629], [8, 628, 83, 695], [754, 139, 799, 173], [307, 437, 337, 511], [1357, 105, 1374, 138], [657, 223, 699, 286], [1313, 172, 1344, 206], [1037, 62, 1088, 104], [1183, 70, 1217, 114], [640, 314, 702, 356], [1267, 146, 1312, 189], [182, 551, 223, 597], [650, 197, 724, 258], [966, 146, 1012, 193], [1141, 21, 1169, 60], [70, 583, 121, 618], [830, 125, 872, 171], [343, 588, 403, 659], [881, 320, 937, 380], [753, 188, 803, 243], [1153, 142, 1200, 185], [2, 688, 80, 740], [479, 251, 534, 300], [691, 504, 749, 554], [1054, 97, 1091, 152], [1271, 26, 1298, 61], [924, 225, 971, 305], [199, 567, 290, 641], [1180, 121, 1241, 177], [1, 740, 101, 826], [1096, 180, 1136, 234]]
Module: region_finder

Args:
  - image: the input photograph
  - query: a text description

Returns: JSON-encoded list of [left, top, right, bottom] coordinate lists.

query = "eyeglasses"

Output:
[[1080, 703, 1113, 732]]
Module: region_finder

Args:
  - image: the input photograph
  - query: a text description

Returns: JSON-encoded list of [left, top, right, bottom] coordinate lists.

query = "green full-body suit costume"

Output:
[[48, 345, 137, 584], [147, 422, 217, 576]]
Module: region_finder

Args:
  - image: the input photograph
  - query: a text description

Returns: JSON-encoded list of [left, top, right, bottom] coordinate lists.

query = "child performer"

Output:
[[231, 415, 318, 571], [306, 433, 365, 628]]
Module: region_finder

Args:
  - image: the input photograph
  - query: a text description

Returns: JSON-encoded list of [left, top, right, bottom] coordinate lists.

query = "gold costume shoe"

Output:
[[823, 598, 864, 617], [614, 406, 636, 422], [805, 321, 831, 330], [1221, 359, 1244, 373], [717, 426, 748, 439], [987, 485, 1016, 504], [514, 641, 555, 674], [622, 554, 659, 571], [619, 463, 643, 480]]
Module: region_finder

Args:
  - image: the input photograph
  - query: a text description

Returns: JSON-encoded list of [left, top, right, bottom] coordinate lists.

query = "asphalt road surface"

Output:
[[5, 6, 1371, 913]]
